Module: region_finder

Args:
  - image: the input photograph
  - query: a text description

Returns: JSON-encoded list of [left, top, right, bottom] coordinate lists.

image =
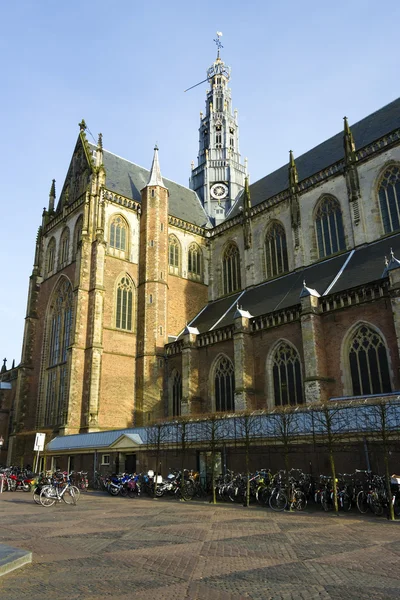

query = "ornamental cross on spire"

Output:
[[214, 31, 223, 57]]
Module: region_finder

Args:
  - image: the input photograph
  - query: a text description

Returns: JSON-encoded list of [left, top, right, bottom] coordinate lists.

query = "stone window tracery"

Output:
[[44, 278, 73, 426], [265, 223, 289, 279], [58, 227, 70, 267], [188, 243, 202, 281], [46, 237, 56, 275], [348, 325, 391, 395], [109, 215, 128, 258], [115, 275, 134, 331], [315, 196, 345, 258], [171, 370, 182, 417], [214, 356, 235, 412], [222, 243, 241, 295], [272, 342, 303, 407], [73, 215, 83, 259], [378, 165, 400, 233], [168, 235, 181, 275]]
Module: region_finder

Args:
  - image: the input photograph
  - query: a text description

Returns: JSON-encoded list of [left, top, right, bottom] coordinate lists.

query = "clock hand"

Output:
[[184, 77, 211, 93]]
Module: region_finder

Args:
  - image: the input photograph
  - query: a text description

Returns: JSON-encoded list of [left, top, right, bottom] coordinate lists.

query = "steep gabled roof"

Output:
[[89, 143, 211, 228], [229, 97, 400, 218]]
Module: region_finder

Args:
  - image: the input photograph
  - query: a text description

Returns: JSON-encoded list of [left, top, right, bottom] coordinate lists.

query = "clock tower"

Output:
[[189, 36, 247, 224]]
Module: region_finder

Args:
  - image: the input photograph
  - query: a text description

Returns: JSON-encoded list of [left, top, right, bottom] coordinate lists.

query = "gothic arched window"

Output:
[[46, 237, 56, 275], [214, 356, 235, 412], [44, 278, 73, 426], [272, 342, 303, 407], [115, 275, 134, 331], [315, 196, 346, 258], [171, 371, 182, 417], [222, 243, 241, 295], [188, 243, 202, 281], [110, 215, 127, 253], [58, 227, 70, 267], [73, 215, 83, 259], [348, 325, 391, 396], [378, 165, 400, 233], [265, 223, 289, 279], [168, 235, 181, 275]]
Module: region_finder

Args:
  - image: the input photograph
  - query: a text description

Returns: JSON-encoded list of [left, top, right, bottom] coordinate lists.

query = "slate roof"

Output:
[[185, 233, 400, 335], [89, 143, 211, 228], [46, 427, 148, 451], [229, 97, 400, 218]]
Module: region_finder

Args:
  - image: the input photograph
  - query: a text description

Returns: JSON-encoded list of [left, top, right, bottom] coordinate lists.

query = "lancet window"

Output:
[[44, 278, 73, 426], [188, 243, 202, 281], [214, 356, 235, 412], [115, 275, 134, 331], [222, 243, 241, 295], [349, 325, 391, 395], [272, 342, 303, 407], [168, 235, 181, 275], [265, 223, 289, 279], [378, 165, 400, 233], [315, 196, 346, 258]]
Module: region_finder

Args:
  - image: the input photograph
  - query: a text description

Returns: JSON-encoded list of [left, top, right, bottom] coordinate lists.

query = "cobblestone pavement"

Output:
[[0, 492, 399, 599]]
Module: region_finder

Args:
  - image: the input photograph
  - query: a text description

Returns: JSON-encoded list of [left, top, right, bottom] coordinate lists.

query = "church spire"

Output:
[[147, 145, 166, 188], [189, 34, 246, 223]]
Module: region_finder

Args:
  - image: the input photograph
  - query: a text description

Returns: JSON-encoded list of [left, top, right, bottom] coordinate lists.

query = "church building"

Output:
[[4, 41, 400, 466]]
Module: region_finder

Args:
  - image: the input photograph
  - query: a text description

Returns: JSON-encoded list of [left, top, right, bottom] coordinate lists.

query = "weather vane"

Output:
[[214, 31, 223, 57], [184, 31, 226, 93]]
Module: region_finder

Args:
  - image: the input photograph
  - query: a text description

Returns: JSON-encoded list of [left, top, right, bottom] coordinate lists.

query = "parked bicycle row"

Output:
[[0, 467, 89, 494], [94, 467, 400, 517]]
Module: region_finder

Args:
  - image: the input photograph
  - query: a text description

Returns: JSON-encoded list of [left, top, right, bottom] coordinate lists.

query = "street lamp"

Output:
[[0, 436, 4, 448]]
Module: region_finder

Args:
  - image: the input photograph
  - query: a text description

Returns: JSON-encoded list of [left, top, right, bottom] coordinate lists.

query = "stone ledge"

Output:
[[0, 544, 32, 577]]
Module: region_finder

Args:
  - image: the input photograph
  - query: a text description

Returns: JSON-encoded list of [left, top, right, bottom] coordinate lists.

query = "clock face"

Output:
[[210, 182, 229, 200]]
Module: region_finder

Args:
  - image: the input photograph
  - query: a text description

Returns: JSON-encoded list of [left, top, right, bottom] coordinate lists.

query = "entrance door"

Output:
[[125, 454, 136, 473]]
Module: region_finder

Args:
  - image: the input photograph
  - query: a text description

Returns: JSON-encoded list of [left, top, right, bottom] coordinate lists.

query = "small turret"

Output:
[[146, 145, 166, 188], [48, 179, 56, 212], [288, 150, 301, 233], [343, 116, 356, 164], [289, 150, 298, 192]]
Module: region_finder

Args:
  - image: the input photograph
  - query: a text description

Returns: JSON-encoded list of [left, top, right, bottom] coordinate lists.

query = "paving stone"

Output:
[[1, 492, 400, 599]]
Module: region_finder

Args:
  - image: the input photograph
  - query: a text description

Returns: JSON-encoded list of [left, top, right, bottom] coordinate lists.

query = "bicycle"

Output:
[[39, 472, 80, 507]]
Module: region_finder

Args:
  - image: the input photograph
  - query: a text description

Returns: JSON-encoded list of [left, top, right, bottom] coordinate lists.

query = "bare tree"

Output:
[[234, 411, 262, 507], [269, 405, 302, 474], [198, 413, 229, 504], [362, 398, 400, 521], [146, 419, 169, 497], [309, 401, 348, 513]]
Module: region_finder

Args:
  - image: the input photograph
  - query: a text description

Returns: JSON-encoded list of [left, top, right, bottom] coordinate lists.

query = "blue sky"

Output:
[[0, 0, 399, 365]]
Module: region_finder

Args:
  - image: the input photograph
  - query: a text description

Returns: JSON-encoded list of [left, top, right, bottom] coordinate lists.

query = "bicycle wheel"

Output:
[[356, 490, 369, 514], [341, 492, 352, 512], [269, 490, 287, 512], [370, 493, 384, 516], [120, 486, 129, 498], [39, 487, 56, 507], [70, 485, 80, 501], [62, 487, 77, 505], [321, 490, 332, 512], [292, 490, 307, 511], [33, 485, 44, 505], [393, 494, 400, 517]]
